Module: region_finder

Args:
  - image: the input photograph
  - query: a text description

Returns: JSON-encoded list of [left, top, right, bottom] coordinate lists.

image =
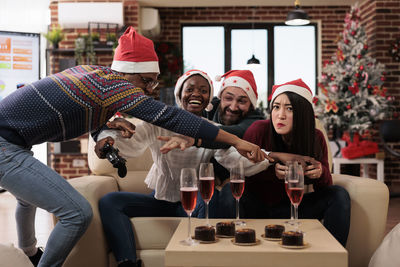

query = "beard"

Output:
[[218, 106, 244, 126]]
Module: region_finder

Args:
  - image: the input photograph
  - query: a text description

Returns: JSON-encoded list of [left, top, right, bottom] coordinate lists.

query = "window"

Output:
[[274, 26, 316, 95], [231, 29, 268, 108], [182, 23, 317, 107], [182, 26, 225, 91]]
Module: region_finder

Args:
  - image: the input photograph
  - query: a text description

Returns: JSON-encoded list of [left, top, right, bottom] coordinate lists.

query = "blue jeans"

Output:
[[241, 185, 351, 247], [99, 191, 187, 263], [0, 136, 93, 267], [196, 183, 237, 219]]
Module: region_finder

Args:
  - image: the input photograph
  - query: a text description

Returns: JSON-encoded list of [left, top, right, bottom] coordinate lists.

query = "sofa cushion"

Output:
[[0, 243, 33, 267], [117, 171, 153, 194], [131, 217, 181, 250]]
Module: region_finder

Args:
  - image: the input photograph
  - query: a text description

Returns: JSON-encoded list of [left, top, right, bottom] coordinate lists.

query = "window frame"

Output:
[[181, 22, 318, 98]]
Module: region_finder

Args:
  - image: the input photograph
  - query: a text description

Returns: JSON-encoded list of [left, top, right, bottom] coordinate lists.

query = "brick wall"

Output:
[[48, 1, 399, 184], [157, 4, 400, 184], [360, 0, 400, 184], [157, 6, 350, 64]]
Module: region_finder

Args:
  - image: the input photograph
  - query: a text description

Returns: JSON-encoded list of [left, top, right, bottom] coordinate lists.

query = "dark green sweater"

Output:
[[202, 97, 265, 181], [201, 97, 265, 149]]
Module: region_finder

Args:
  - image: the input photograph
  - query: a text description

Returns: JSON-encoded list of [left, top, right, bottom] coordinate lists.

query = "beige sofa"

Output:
[[62, 120, 389, 267]]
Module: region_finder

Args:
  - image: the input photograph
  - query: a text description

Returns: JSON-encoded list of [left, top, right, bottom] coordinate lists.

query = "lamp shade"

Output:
[[247, 54, 260, 65], [285, 6, 310, 26]]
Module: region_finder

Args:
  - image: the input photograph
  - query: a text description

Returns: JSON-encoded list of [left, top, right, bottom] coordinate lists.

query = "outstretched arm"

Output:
[[158, 129, 273, 163]]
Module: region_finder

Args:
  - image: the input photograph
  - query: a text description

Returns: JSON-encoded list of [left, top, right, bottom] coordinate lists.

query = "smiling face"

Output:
[[271, 93, 294, 137], [219, 86, 252, 125], [180, 75, 211, 116]]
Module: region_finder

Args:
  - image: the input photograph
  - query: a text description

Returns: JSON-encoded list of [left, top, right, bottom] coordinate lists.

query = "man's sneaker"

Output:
[[29, 247, 44, 267]]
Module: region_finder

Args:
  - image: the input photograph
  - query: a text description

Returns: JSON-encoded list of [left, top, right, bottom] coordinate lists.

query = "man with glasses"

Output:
[[0, 27, 265, 267]]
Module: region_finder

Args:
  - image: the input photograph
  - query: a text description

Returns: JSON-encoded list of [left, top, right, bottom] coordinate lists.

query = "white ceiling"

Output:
[[137, 0, 361, 7]]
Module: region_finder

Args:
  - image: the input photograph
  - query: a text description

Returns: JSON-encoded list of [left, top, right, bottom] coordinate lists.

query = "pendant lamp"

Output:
[[285, 0, 310, 26], [247, 7, 261, 65]]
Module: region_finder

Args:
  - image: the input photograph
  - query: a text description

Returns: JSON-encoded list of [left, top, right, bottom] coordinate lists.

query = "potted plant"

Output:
[[74, 35, 86, 65], [44, 26, 64, 49], [106, 32, 117, 47], [90, 32, 100, 47]]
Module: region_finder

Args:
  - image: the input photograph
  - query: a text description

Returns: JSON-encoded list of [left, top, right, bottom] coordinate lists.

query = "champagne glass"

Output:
[[199, 163, 215, 226], [230, 161, 246, 226], [180, 168, 199, 246], [284, 161, 295, 225], [287, 162, 304, 229]]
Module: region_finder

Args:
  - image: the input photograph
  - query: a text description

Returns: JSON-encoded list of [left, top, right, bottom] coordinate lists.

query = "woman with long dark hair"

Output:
[[242, 79, 351, 247]]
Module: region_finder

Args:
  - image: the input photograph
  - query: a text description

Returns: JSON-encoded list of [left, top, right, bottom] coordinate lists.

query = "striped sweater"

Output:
[[0, 65, 219, 148]]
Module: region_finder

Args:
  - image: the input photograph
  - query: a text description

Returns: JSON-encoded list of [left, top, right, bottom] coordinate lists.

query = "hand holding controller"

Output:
[[100, 142, 127, 178]]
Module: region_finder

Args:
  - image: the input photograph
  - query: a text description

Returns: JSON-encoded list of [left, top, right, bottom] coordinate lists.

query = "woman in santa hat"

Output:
[[241, 79, 351, 247]]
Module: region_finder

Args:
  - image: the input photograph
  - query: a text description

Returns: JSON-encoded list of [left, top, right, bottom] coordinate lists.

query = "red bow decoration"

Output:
[[341, 132, 379, 159]]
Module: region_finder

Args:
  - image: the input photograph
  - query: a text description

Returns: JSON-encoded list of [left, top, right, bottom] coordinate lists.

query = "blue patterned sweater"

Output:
[[0, 65, 219, 148]]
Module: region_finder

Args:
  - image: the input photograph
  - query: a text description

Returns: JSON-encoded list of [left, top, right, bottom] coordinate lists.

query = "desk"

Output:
[[165, 219, 347, 267], [332, 157, 384, 182]]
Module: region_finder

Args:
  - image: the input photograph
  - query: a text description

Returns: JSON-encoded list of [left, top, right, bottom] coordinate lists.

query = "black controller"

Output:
[[101, 142, 127, 178]]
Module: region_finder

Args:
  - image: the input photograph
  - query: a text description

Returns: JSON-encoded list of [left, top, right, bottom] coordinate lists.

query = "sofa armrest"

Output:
[[332, 174, 389, 267], [62, 175, 119, 267]]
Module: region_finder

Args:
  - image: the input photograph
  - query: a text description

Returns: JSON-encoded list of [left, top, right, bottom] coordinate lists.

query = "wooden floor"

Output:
[[0, 191, 53, 247], [1, 190, 399, 247], [385, 195, 400, 235]]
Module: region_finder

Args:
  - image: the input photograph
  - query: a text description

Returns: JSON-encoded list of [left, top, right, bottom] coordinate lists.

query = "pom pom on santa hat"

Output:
[[268, 78, 313, 105], [111, 26, 160, 74], [216, 70, 258, 108]]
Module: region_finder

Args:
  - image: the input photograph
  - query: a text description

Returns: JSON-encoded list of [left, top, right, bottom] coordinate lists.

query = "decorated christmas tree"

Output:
[[314, 3, 393, 140]]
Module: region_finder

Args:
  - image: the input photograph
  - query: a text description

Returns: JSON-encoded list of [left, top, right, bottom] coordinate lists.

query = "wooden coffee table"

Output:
[[165, 218, 347, 267]]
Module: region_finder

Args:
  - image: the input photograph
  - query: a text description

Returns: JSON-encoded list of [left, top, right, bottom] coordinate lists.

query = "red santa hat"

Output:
[[111, 27, 160, 74], [215, 70, 258, 108], [268, 78, 313, 105], [174, 69, 214, 111]]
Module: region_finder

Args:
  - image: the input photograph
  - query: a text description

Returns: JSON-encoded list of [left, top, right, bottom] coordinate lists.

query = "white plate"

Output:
[[261, 234, 281, 241], [216, 234, 234, 238], [192, 236, 219, 244], [278, 241, 310, 249], [231, 238, 261, 246]]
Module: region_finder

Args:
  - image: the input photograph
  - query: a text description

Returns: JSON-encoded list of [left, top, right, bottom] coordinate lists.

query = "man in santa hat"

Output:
[[199, 70, 266, 218], [0, 27, 265, 267]]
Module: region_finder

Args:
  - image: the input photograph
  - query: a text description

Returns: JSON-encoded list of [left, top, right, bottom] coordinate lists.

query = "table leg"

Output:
[[361, 164, 368, 178], [377, 162, 384, 182], [333, 162, 340, 174]]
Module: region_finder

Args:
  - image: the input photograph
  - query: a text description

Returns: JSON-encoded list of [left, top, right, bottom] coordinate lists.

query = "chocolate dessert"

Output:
[[264, 224, 285, 239], [194, 226, 216, 242], [216, 221, 235, 237], [234, 228, 256, 243], [281, 231, 304, 246]]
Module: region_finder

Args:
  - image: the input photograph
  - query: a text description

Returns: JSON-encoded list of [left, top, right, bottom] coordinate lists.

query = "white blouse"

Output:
[[99, 120, 271, 202]]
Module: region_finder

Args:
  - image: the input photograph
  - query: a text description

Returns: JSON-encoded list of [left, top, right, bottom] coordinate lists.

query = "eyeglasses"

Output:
[[137, 74, 159, 90]]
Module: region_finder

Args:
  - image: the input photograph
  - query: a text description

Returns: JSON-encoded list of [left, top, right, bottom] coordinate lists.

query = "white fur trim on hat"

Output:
[[270, 84, 313, 105], [111, 60, 160, 74], [174, 70, 214, 111], [218, 76, 257, 108]]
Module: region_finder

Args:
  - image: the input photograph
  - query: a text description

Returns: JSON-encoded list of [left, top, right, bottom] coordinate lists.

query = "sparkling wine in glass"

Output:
[[199, 163, 215, 226], [287, 162, 304, 229], [230, 161, 245, 226], [284, 161, 295, 225], [180, 168, 199, 246]]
